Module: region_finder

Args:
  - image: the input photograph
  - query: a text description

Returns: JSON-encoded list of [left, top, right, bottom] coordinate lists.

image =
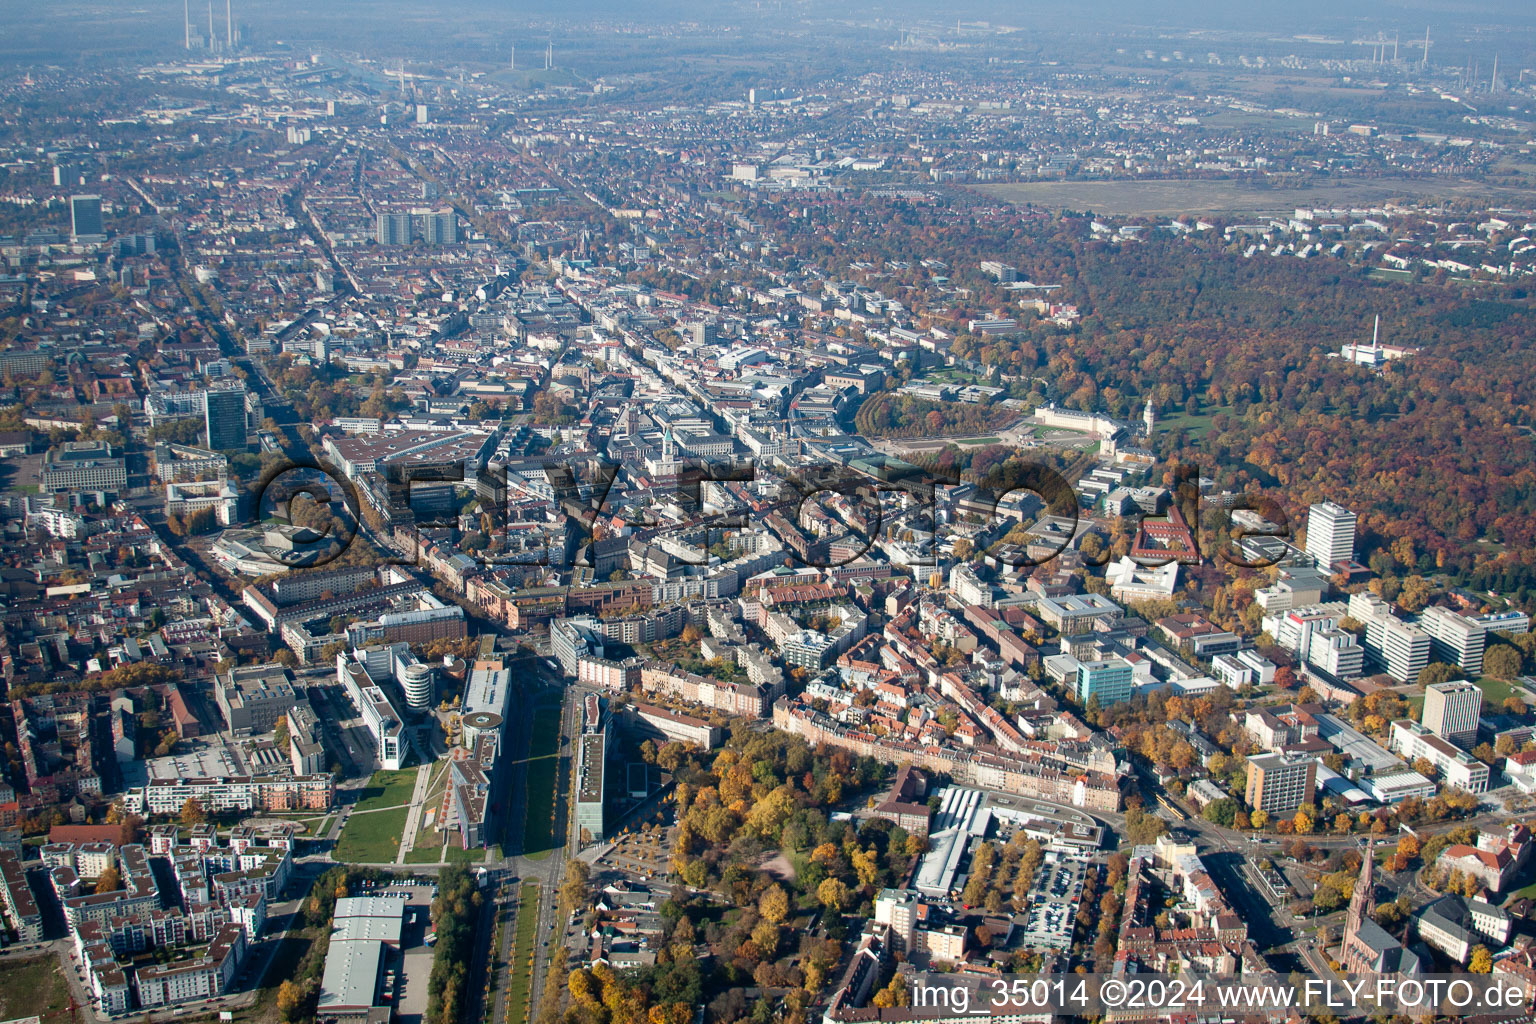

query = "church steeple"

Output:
[[1342, 838, 1375, 966]]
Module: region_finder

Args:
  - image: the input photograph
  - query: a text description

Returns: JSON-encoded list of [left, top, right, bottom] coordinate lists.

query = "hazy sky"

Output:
[[1, 0, 1532, 63]]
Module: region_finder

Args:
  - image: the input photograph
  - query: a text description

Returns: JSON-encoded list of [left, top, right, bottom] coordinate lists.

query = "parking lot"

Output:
[[305, 681, 381, 778], [1018, 856, 1087, 951]]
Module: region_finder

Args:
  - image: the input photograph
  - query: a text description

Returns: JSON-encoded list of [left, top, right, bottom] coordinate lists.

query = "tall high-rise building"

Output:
[[1306, 501, 1356, 570], [1074, 658, 1134, 708], [203, 385, 247, 451], [425, 209, 457, 245], [1244, 752, 1317, 814], [1421, 680, 1483, 746], [70, 195, 103, 238], [1348, 592, 1431, 683], [375, 212, 411, 245], [1419, 605, 1487, 675]]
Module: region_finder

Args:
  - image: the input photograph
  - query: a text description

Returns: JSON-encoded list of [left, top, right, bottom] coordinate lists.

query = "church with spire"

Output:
[[1340, 840, 1423, 975]]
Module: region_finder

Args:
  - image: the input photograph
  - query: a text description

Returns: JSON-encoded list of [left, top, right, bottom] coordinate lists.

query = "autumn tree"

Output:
[[181, 797, 208, 825], [558, 859, 590, 919], [872, 976, 910, 1008], [1484, 645, 1523, 680], [817, 878, 851, 912], [277, 980, 303, 1023], [759, 884, 790, 925], [119, 813, 144, 846], [95, 864, 122, 894]]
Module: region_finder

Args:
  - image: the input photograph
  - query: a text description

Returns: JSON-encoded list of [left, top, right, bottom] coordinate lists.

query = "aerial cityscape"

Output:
[[2, 1, 1536, 1022]]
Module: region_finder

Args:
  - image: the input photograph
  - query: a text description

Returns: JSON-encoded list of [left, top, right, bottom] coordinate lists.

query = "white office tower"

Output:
[[1349, 592, 1431, 683], [1418, 605, 1487, 675], [1421, 680, 1483, 745], [396, 652, 436, 710], [1306, 501, 1356, 570]]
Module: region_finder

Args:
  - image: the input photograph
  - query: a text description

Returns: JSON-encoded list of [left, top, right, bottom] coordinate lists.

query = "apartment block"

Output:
[[1244, 752, 1318, 814]]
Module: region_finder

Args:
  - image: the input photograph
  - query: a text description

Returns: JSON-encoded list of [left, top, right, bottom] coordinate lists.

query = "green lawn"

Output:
[[353, 768, 419, 811], [1475, 676, 1522, 707], [957, 436, 1001, 446], [333, 807, 410, 863], [1155, 404, 1233, 440], [422, 758, 451, 802], [504, 885, 543, 1024], [289, 815, 331, 835], [519, 707, 562, 859], [0, 956, 72, 1021], [446, 843, 483, 865], [405, 837, 446, 864], [410, 795, 448, 852]]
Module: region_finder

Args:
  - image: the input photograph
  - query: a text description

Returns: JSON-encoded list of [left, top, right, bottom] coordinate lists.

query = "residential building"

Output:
[[874, 888, 921, 949], [949, 564, 992, 608], [375, 211, 410, 245], [128, 775, 334, 816], [0, 849, 42, 941], [424, 209, 458, 244], [1244, 752, 1317, 815], [285, 705, 326, 776]]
